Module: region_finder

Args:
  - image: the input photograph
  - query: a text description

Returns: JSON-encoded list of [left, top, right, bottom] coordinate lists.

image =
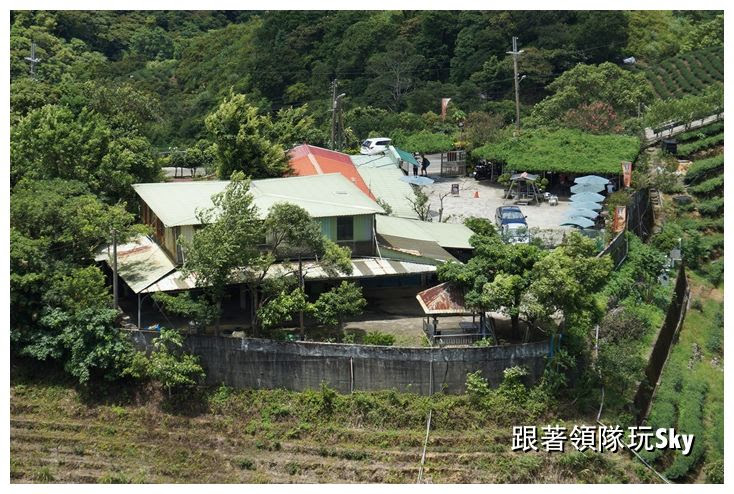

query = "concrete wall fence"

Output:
[[633, 263, 690, 424], [128, 331, 553, 395]]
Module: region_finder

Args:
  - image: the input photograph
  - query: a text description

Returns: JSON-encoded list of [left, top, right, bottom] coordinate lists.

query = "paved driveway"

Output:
[[421, 176, 576, 231]]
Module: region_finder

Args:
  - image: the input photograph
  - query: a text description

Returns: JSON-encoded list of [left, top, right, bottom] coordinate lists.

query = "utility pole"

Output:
[[24, 41, 41, 80], [329, 79, 346, 150], [330, 79, 338, 149], [111, 229, 119, 310], [507, 36, 524, 131]]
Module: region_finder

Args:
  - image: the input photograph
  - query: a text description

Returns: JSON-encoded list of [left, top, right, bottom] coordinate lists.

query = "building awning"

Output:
[[94, 235, 176, 294], [377, 233, 457, 264], [416, 282, 472, 315], [141, 257, 437, 293], [393, 146, 419, 166], [376, 215, 474, 250]]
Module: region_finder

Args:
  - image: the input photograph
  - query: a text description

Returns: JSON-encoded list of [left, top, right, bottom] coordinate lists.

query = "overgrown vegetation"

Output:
[[473, 128, 640, 174]]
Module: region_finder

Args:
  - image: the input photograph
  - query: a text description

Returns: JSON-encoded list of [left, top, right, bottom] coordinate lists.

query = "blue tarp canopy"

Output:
[[566, 208, 599, 219], [570, 201, 603, 211], [570, 183, 605, 194], [561, 216, 595, 228], [574, 175, 611, 186], [399, 175, 435, 186], [571, 191, 605, 203]]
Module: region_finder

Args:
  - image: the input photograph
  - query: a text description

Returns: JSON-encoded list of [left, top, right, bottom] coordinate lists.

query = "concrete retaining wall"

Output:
[[128, 331, 552, 395]]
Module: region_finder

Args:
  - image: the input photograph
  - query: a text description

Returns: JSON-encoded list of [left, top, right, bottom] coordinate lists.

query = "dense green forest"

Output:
[[9, 8, 724, 398], [10, 10, 723, 151]]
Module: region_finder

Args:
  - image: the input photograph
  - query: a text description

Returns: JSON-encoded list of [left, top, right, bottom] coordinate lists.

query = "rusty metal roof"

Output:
[[416, 282, 471, 315]]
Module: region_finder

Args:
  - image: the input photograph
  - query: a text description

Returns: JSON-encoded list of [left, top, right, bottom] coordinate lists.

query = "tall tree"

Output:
[[180, 172, 262, 331], [204, 93, 289, 179], [366, 39, 425, 111]]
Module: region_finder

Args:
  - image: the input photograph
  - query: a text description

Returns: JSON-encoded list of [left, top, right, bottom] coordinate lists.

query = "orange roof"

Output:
[[288, 144, 375, 199]]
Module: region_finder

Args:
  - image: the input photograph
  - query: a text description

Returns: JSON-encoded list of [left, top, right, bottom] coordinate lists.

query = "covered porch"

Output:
[[416, 282, 495, 346]]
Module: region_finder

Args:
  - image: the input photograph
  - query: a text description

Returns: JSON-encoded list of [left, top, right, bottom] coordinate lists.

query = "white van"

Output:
[[360, 137, 392, 155]]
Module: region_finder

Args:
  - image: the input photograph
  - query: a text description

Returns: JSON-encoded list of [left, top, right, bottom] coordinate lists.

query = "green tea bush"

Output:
[[664, 380, 708, 480], [704, 459, 724, 484], [705, 308, 723, 355], [689, 175, 723, 197], [677, 122, 724, 142], [685, 155, 723, 185], [697, 197, 723, 217], [677, 132, 724, 156]]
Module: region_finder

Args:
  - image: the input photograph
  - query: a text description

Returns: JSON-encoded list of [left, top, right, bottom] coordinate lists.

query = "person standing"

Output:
[[420, 154, 430, 176]]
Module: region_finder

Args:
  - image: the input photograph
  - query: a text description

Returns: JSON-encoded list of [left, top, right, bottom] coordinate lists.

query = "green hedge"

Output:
[[473, 128, 640, 174]]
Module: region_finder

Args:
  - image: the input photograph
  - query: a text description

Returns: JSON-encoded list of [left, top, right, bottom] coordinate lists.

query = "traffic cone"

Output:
[[474, 191, 479, 198]]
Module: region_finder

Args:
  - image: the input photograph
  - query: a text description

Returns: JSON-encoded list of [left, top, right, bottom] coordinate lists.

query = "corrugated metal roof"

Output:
[[95, 235, 175, 294], [377, 233, 457, 264], [133, 174, 384, 227], [351, 153, 418, 219], [416, 282, 471, 315], [289, 144, 375, 199], [376, 215, 474, 250], [141, 257, 436, 293]]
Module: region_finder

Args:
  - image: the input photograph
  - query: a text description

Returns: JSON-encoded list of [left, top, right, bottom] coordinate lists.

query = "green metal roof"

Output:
[[376, 215, 474, 250], [133, 174, 384, 227], [351, 153, 418, 219]]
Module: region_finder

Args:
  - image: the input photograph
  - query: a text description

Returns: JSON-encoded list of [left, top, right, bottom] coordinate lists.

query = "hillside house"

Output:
[[133, 173, 383, 263]]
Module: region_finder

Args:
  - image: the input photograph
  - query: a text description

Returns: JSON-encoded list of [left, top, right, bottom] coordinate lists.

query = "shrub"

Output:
[[124, 329, 205, 398], [362, 331, 395, 346], [704, 459, 724, 484], [697, 197, 723, 216], [473, 337, 494, 347], [234, 457, 255, 470], [599, 305, 651, 343], [465, 370, 491, 403], [33, 466, 54, 483]]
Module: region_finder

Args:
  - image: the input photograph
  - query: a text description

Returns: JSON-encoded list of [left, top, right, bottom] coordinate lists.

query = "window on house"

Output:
[[337, 216, 354, 241]]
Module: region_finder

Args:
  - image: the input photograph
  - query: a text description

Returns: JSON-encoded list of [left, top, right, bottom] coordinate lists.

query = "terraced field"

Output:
[[640, 47, 724, 99], [10, 366, 655, 484]]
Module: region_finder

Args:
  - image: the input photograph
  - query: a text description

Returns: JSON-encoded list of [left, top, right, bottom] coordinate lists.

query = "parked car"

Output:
[[495, 206, 530, 244], [360, 137, 392, 155]]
